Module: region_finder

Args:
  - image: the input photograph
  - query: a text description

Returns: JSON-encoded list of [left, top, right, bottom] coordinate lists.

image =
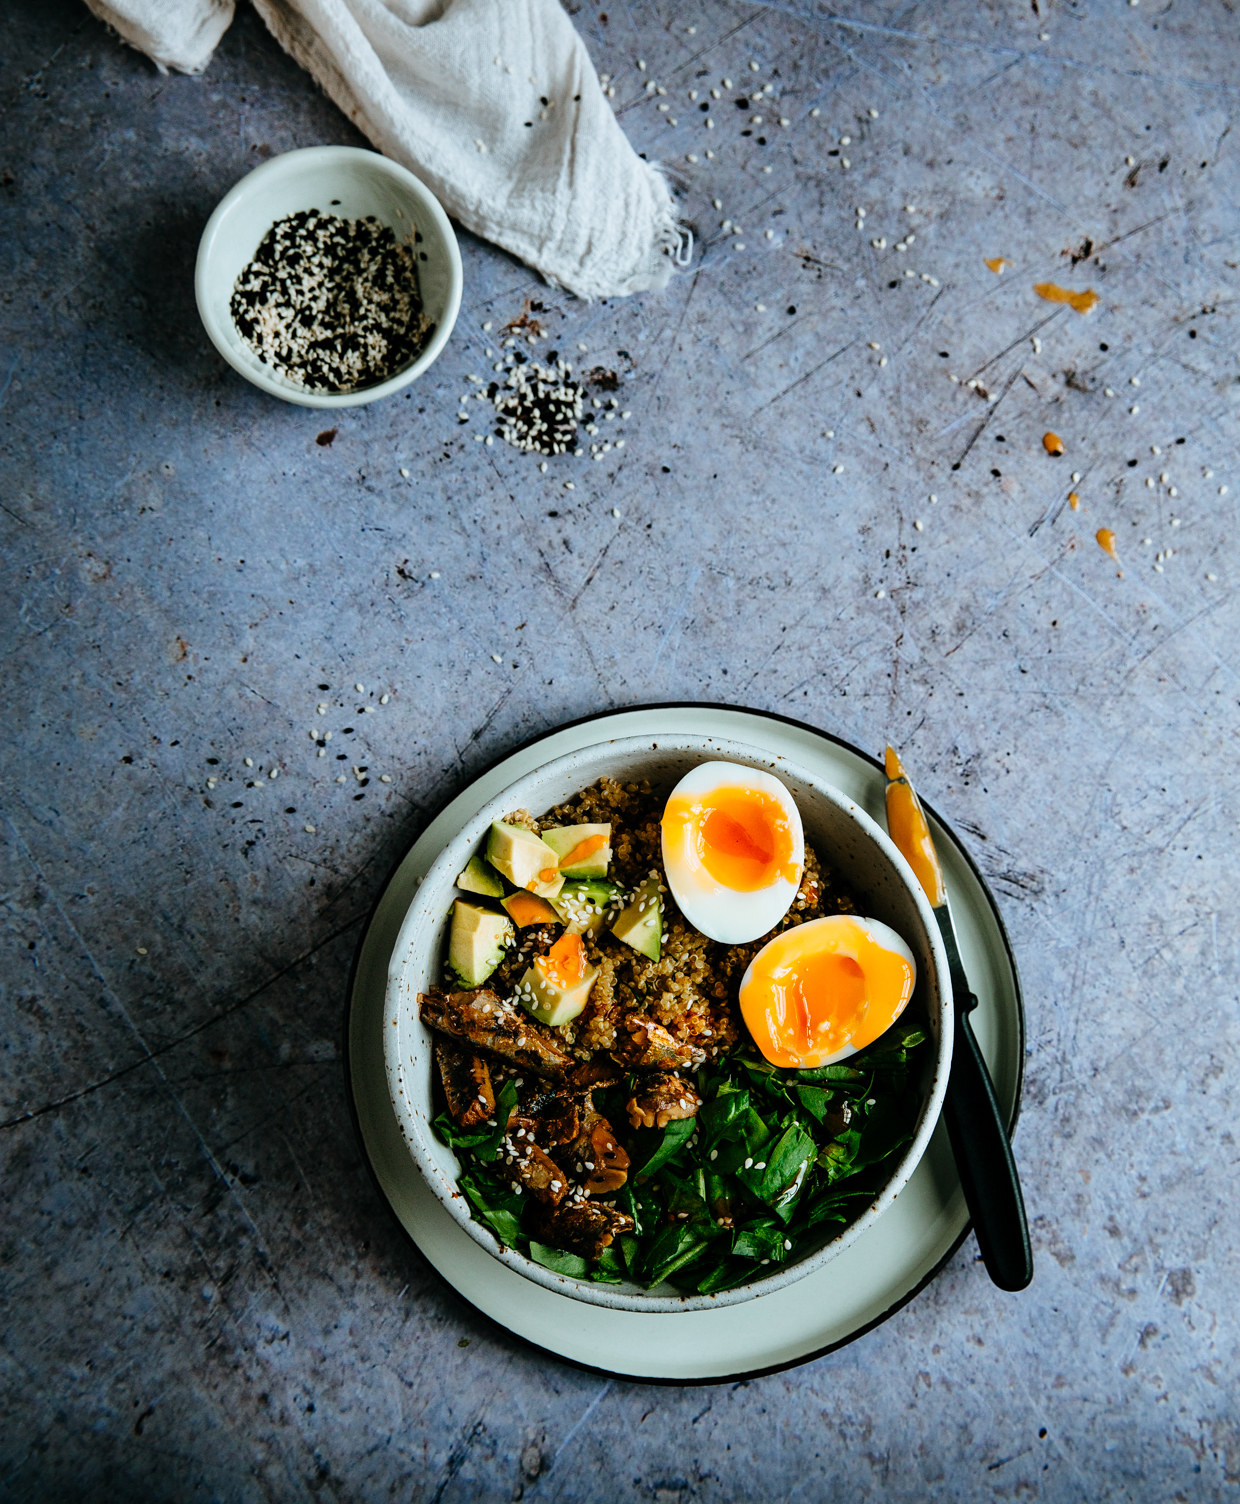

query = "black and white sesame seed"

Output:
[[230, 209, 433, 393]]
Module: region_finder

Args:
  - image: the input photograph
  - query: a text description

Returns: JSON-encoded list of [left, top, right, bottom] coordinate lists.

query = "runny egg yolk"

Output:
[[739, 915, 916, 1068], [662, 785, 800, 892]]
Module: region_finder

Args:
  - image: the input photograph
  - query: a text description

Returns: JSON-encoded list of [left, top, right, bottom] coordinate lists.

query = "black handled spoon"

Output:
[[885, 745, 1033, 1292]]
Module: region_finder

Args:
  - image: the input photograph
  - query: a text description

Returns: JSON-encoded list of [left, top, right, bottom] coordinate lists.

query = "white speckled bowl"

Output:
[[384, 735, 953, 1312], [195, 145, 461, 408]]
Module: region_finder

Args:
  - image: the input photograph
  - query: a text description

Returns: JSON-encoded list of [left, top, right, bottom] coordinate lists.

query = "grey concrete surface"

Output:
[[2, 0, 1238, 1498]]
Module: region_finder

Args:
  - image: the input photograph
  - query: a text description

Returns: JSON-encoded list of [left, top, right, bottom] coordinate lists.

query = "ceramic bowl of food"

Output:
[[384, 734, 953, 1312], [195, 145, 462, 408]]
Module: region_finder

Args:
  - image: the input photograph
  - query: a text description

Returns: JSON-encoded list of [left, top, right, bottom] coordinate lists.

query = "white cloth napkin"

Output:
[[84, 0, 686, 300]]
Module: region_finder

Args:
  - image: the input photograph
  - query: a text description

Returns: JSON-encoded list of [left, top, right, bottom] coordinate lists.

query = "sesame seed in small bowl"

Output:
[[195, 145, 462, 409]]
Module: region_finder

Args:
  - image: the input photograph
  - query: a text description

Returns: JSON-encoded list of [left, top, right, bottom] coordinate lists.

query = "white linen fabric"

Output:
[[83, 0, 686, 299]]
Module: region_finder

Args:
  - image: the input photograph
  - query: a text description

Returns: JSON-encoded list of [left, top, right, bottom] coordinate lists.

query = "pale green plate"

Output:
[[345, 704, 1025, 1383]]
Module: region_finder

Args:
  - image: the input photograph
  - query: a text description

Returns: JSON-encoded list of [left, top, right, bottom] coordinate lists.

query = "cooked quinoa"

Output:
[[482, 776, 859, 1062]]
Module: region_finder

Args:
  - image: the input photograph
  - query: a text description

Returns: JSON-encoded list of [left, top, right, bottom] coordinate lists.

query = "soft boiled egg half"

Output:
[[660, 761, 804, 944], [739, 914, 916, 1068]]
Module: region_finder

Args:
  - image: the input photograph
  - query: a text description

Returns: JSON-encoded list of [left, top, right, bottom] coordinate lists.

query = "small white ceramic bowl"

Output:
[[195, 145, 462, 408], [384, 735, 953, 1313]]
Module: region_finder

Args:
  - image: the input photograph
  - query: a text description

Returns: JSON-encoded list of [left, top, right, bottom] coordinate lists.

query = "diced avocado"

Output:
[[541, 823, 612, 878], [502, 891, 560, 928], [447, 900, 513, 987], [611, 876, 662, 961], [517, 959, 600, 1027], [552, 879, 623, 938], [456, 854, 506, 898], [486, 821, 564, 898]]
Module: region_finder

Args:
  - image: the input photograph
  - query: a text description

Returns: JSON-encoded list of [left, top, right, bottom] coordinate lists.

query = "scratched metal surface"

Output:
[[2, 0, 1238, 1497]]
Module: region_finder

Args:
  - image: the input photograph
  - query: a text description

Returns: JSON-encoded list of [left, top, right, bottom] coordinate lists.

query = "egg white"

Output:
[[660, 761, 804, 944], [738, 914, 917, 1066]]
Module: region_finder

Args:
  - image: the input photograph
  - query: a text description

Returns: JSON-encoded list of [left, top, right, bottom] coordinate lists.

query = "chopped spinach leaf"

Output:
[[528, 1240, 590, 1277]]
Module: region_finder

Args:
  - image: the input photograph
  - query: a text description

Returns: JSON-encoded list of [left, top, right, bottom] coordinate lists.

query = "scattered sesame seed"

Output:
[[399, 466, 409, 477], [304, 823, 316, 834], [914, 518, 923, 531], [490, 653, 502, 664], [430, 571, 440, 578], [875, 588, 886, 598], [380, 774, 392, 783]]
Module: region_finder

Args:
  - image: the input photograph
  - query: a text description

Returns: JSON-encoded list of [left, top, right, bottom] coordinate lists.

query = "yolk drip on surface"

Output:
[[663, 786, 800, 891], [538, 932, 587, 987], [1096, 527, 1118, 561], [740, 917, 915, 1068], [883, 746, 947, 909], [985, 257, 1010, 273], [1042, 431, 1065, 456], [559, 833, 607, 869], [1033, 282, 1099, 316]]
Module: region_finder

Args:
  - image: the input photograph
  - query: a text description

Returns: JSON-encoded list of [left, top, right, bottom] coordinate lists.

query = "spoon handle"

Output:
[[942, 992, 1033, 1291]]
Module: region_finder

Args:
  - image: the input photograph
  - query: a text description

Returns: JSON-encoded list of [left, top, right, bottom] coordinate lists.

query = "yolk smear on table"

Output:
[[1068, 491, 1080, 510], [1096, 528, 1119, 561], [1043, 431, 1065, 455], [1033, 282, 1099, 315], [985, 257, 1011, 273]]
